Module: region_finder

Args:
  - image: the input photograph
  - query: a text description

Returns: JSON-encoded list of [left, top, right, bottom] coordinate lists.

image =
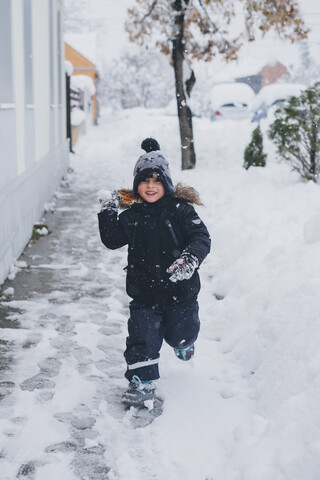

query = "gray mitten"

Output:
[[97, 190, 120, 212], [167, 251, 199, 283]]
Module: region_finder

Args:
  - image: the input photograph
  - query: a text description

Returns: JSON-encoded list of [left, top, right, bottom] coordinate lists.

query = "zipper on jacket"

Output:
[[165, 219, 180, 248], [130, 221, 138, 251]]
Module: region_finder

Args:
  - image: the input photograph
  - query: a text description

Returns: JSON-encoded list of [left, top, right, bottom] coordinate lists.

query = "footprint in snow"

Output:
[[50, 336, 76, 357], [20, 374, 55, 392], [16, 460, 37, 479], [20, 357, 61, 392], [38, 357, 61, 377], [0, 381, 15, 398]]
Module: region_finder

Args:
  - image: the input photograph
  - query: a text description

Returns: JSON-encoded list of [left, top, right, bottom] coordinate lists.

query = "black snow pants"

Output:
[[124, 299, 200, 382]]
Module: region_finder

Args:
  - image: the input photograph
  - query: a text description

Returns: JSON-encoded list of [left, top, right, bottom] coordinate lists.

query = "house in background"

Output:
[[236, 61, 288, 93], [65, 42, 99, 126], [0, 0, 69, 286], [261, 61, 288, 87]]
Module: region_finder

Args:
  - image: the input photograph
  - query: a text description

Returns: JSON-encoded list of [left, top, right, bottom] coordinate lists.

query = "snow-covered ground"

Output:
[[1, 107, 320, 479]]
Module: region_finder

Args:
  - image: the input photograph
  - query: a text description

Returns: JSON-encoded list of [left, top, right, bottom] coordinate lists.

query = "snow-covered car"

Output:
[[209, 82, 255, 121], [250, 83, 306, 122]]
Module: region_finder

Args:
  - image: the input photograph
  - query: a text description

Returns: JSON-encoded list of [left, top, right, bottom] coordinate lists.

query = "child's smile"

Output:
[[138, 172, 165, 203]]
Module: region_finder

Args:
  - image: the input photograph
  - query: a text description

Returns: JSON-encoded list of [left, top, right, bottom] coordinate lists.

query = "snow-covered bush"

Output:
[[100, 48, 174, 109], [268, 82, 320, 182], [71, 75, 96, 97], [289, 53, 320, 87], [64, 0, 88, 33], [243, 125, 267, 170]]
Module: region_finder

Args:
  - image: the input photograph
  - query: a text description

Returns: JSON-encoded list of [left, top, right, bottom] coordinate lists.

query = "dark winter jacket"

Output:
[[98, 185, 211, 307]]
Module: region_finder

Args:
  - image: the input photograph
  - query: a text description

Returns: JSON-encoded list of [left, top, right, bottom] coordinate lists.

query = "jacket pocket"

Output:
[[126, 264, 149, 299]]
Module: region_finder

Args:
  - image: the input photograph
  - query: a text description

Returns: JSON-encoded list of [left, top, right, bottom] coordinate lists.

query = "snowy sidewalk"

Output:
[[1, 108, 320, 480], [0, 140, 129, 478], [0, 110, 248, 480]]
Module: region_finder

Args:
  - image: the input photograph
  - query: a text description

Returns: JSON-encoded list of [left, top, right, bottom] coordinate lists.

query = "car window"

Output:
[[221, 102, 247, 108], [271, 99, 285, 106]]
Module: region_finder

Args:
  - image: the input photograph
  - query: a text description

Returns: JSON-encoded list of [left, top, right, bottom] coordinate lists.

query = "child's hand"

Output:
[[167, 252, 199, 283], [97, 190, 120, 212]]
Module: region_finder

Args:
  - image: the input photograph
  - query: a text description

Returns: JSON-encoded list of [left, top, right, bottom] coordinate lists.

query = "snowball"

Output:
[[2, 287, 14, 299], [97, 189, 112, 204], [144, 399, 154, 410], [36, 227, 48, 236]]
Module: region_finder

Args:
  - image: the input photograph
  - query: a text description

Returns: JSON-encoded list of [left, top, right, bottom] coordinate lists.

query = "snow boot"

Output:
[[174, 344, 195, 361], [122, 375, 156, 407]]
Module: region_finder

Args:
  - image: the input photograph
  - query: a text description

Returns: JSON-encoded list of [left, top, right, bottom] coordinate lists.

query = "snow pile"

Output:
[[209, 82, 255, 109], [64, 60, 74, 76], [7, 261, 28, 281], [250, 83, 306, 111], [71, 107, 86, 127], [71, 75, 96, 96], [304, 213, 320, 244], [0, 286, 14, 300]]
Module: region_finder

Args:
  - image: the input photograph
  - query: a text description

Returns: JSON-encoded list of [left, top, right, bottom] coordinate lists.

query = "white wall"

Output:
[[0, 0, 16, 191], [32, 0, 51, 162], [11, 0, 26, 176], [0, 0, 69, 286], [51, 0, 67, 147], [52, 0, 60, 147]]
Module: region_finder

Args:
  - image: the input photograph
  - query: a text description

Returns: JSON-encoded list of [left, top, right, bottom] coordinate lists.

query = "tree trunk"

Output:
[[171, 0, 196, 170], [310, 147, 316, 175]]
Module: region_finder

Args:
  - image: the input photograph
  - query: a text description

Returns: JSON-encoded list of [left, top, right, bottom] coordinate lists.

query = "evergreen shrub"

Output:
[[268, 82, 320, 182], [243, 125, 267, 170]]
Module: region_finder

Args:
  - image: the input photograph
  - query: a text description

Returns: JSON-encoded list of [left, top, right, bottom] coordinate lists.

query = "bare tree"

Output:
[[100, 48, 174, 109], [126, 0, 308, 170]]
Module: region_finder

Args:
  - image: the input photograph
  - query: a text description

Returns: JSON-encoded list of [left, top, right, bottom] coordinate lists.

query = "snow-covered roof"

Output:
[[210, 82, 255, 108], [65, 33, 97, 65], [250, 83, 306, 110]]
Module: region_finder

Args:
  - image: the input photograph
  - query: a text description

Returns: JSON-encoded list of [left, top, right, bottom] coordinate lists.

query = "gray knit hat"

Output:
[[133, 138, 175, 196]]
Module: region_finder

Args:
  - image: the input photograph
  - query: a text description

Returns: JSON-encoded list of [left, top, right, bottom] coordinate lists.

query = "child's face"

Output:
[[138, 172, 165, 203]]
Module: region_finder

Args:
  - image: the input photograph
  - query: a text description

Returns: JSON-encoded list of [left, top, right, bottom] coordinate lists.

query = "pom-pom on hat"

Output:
[[141, 138, 160, 153], [133, 138, 175, 196]]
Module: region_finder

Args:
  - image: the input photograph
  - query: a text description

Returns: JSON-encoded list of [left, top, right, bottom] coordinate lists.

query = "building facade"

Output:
[[0, 0, 69, 285], [65, 42, 98, 125]]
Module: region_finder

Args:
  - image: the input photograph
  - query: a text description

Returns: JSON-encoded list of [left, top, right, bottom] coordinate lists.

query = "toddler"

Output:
[[98, 138, 211, 406]]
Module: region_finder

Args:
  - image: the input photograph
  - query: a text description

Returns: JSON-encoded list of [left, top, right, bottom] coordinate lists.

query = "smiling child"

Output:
[[98, 138, 211, 406]]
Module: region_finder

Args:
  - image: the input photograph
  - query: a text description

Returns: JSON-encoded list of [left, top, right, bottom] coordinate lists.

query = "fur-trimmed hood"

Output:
[[117, 182, 203, 209]]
